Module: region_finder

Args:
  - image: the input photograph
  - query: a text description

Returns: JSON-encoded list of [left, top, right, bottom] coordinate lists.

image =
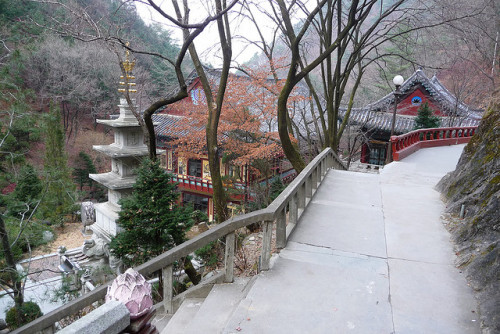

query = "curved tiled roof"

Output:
[[339, 68, 483, 133], [339, 108, 481, 134], [366, 68, 483, 119], [153, 114, 191, 138]]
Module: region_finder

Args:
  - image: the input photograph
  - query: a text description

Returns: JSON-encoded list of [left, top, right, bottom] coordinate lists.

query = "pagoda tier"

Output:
[[90, 98, 149, 241]]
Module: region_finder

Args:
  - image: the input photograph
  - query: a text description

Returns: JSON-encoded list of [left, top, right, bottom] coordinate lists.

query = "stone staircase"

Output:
[[158, 277, 256, 334], [155, 146, 480, 334]]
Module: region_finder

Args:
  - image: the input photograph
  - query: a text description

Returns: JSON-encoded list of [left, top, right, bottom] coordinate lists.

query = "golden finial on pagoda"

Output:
[[118, 42, 137, 94]]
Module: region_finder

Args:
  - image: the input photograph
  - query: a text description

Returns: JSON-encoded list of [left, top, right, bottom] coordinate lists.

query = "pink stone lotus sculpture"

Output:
[[106, 268, 153, 319]]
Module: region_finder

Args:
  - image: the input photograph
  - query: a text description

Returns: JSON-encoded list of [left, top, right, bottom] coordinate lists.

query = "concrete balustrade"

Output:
[[391, 126, 477, 161], [57, 301, 129, 334], [13, 148, 346, 334]]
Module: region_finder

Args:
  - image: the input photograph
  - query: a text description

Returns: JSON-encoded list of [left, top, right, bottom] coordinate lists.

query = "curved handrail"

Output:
[[15, 148, 346, 334], [391, 126, 477, 161]]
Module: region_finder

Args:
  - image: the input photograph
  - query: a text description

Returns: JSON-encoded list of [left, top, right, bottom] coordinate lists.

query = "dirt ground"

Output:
[[30, 222, 92, 257]]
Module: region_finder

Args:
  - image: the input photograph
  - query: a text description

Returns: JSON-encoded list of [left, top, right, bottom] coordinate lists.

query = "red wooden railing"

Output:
[[173, 175, 214, 194], [391, 126, 477, 161], [173, 175, 247, 200]]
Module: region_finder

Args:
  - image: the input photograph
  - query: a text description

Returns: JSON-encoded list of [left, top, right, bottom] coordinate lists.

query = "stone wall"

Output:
[[437, 89, 499, 334]]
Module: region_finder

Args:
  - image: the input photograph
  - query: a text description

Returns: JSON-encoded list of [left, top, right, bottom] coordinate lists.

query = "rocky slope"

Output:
[[437, 89, 499, 334]]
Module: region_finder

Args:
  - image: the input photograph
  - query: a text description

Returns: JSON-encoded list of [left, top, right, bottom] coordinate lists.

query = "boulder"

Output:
[[43, 230, 54, 243]]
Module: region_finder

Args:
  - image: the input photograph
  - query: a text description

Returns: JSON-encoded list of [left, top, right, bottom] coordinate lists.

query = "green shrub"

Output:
[[5, 218, 52, 254], [195, 241, 219, 268], [191, 210, 208, 224], [5, 301, 43, 329]]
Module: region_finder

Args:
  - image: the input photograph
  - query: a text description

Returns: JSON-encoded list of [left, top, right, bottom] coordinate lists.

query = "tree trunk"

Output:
[[277, 79, 306, 174], [0, 215, 24, 311], [184, 0, 231, 223], [207, 128, 229, 222], [183, 257, 201, 285]]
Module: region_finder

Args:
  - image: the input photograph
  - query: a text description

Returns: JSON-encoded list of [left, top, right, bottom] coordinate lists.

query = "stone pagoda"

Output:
[[87, 47, 148, 251]]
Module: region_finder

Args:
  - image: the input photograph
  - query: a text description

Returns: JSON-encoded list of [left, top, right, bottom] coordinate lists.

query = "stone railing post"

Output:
[[289, 193, 298, 226], [298, 183, 306, 212], [305, 175, 312, 204], [311, 168, 318, 192], [224, 232, 235, 283], [260, 221, 273, 271], [275, 208, 287, 249], [162, 265, 173, 314]]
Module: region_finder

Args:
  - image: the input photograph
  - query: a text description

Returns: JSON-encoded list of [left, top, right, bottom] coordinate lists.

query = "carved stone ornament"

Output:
[[80, 201, 95, 227], [105, 268, 153, 319], [82, 238, 109, 260]]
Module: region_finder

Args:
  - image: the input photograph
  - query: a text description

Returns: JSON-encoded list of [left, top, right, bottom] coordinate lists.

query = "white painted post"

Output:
[[224, 232, 235, 283]]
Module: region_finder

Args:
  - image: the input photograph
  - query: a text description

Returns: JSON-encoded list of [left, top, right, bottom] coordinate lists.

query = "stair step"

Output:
[[150, 309, 172, 333], [184, 278, 253, 334], [161, 298, 204, 334]]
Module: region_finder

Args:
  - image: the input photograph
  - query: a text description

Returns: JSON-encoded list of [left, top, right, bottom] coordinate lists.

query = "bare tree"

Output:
[[32, 0, 239, 222], [253, 0, 484, 173], [173, 0, 236, 222], [22, 35, 120, 137]]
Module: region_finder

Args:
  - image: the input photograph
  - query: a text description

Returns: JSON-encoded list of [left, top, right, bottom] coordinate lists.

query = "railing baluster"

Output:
[[318, 163, 323, 183], [289, 193, 298, 225], [298, 183, 306, 211], [306, 174, 312, 201], [260, 221, 273, 271], [162, 264, 173, 313], [224, 232, 235, 283], [312, 168, 318, 191], [276, 208, 287, 249]]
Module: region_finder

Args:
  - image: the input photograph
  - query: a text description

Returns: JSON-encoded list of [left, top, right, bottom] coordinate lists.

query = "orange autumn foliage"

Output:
[[169, 64, 306, 168]]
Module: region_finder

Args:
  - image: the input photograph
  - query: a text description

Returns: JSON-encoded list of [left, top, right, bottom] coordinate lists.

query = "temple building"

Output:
[[152, 70, 294, 221], [339, 68, 483, 165]]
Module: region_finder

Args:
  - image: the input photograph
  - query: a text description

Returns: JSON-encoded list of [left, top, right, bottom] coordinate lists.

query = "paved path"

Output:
[[224, 145, 479, 334]]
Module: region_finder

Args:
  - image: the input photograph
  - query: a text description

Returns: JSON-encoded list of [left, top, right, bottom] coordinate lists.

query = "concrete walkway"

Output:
[[224, 145, 479, 334]]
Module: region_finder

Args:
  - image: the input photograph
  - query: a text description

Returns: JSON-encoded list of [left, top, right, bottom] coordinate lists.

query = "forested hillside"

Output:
[[0, 0, 187, 187], [0, 1, 190, 326]]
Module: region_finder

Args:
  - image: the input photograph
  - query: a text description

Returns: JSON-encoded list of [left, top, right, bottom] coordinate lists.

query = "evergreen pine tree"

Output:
[[269, 177, 286, 201], [39, 102, 76, 225], [414, 102, 440, 129], [6, 164, 43, 217], [15, 165, 42, 203], [109, 159, 195, 267], [73, 151, 97, 191]]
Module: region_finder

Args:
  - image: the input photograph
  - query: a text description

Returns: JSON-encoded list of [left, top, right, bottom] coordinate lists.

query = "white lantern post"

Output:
[[386, 75, 404, 164]]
